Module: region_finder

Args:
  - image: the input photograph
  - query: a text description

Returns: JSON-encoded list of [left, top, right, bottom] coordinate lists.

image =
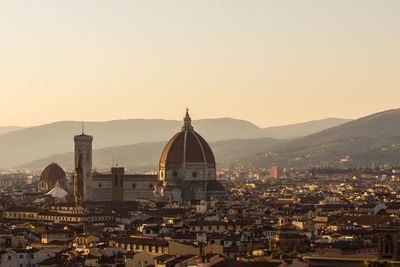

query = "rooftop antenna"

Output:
[[112, 157, 115, 167], [81, 121, 85, 135]]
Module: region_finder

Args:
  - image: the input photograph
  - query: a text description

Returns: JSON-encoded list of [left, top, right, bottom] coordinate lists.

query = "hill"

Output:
[[19, 137, 286, 172], [231, 109, 400, 168], [0, 126, 24, 135], [0, 117, 349, 168], [261, 118, 351, 139]]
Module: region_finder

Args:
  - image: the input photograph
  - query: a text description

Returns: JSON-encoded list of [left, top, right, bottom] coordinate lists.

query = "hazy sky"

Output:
[[1, 1, 399, 127]]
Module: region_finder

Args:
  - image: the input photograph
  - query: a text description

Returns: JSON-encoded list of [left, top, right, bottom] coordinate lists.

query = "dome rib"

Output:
[[191, 131, 207, 164], [196, 133, 216, 164]]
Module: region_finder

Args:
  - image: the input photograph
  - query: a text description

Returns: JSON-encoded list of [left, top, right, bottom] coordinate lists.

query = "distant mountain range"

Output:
[[0, 117, 349, 169], [10, 108, 400, 171], [19, 137, 287, 172], [0, 126, 24, 135], [228, 109, 400, 169]]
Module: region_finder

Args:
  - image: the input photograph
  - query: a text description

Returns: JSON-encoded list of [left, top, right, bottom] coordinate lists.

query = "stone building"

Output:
[[159, 109, 225, 202], [72, 109, 224, 203], [270, 232, 310, 253], [91, 167, 161, 201], [74, 153, 84, 207], [377, 226, 400, 260], [74, 129, 93, 201], [38, 163, 68, 193]]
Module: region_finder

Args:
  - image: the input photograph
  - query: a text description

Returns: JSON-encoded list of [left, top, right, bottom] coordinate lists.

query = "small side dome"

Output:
[[207, 180, 225, 192], [40, 163, 67, 182]]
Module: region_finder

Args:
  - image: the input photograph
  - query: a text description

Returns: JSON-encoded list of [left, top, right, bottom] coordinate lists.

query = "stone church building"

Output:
[[40, 109, 225, 203]]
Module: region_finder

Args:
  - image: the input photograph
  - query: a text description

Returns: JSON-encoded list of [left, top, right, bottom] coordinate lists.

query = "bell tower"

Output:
[[74, 153, 84, 207], [112, 166, 124, 202], [74, 122, 93, 201]]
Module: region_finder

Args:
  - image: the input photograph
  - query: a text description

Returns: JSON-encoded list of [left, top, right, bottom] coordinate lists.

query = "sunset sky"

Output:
[[1, 0, 399, 127]]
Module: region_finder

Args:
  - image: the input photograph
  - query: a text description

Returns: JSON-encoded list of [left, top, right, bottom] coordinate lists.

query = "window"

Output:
[[149, 184, 153, 189], [192, 172, 197, 178], [98, 183, 102, 188], [132, 183, 136, 189], [19, 254, 24, 259], [173, 171, 178, 177], [160, 171, 164, 178], [114, 175, 118, 186]]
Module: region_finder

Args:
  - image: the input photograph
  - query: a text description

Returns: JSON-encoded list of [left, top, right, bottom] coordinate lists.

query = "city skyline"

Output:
[[2, 2, 400, 265], [1, 1, 400, 127]]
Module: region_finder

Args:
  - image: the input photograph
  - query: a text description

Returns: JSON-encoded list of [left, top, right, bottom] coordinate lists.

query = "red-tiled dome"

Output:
[[40, 163, 67, 182], [160, 131, 215, 165], [160, 110, 215, 166]]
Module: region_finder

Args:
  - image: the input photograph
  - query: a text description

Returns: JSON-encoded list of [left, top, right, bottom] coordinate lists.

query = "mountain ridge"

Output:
[[0, 126, 25, 135], [229, 108, 400, 168], [0, 117, 350, 168], [19, 137, 287, 172]]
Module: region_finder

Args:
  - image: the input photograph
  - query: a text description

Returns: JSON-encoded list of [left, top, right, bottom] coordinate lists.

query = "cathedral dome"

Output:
[[160, 109, 215, 167], [40, 163, 67, 182], [159, 109, 225, 202]]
